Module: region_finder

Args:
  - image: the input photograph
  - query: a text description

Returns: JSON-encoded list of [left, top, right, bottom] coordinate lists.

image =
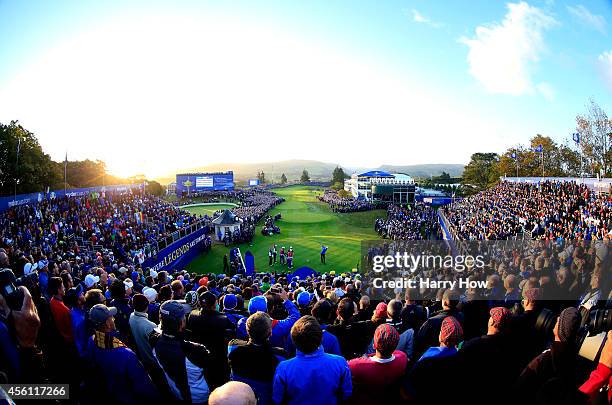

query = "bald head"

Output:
[[209, 382, 256, 405]]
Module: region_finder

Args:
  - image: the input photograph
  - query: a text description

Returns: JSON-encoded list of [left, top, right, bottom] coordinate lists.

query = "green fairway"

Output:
[[181, 203, 238, 217], [185, 186, 384, 274]]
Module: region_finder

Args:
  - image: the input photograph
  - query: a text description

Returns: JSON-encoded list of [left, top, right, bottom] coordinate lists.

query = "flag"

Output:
[[572, 133, 580, 145], [511, 152, 517, 159], [533, 144, 543, 153]]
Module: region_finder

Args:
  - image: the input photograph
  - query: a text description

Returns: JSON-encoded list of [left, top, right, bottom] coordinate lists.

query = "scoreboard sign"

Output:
[[176, 171, 234, 195]]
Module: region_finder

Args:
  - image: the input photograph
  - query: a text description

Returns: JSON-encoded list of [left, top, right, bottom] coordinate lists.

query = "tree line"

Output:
[[0, 121, 163, 196], [462, 99, 611, 194]]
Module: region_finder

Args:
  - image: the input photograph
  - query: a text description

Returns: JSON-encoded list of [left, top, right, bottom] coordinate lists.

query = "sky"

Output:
[[0, 0, 611, 178]]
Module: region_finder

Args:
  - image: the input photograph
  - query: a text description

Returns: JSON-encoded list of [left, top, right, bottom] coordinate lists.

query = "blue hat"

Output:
[[223, 293, 237, 310], [131, 271, 139, 281], [89, 304, 117, 327], [160, 300, 186, 322], [297, 291, 311, 306], [248, 295, 267, 314]]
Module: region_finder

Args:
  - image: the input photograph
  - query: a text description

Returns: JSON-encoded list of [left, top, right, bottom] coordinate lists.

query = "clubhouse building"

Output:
[[344, 170, 415, 204]]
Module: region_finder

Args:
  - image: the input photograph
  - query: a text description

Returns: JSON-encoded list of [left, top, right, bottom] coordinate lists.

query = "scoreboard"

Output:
[[176, 172, 234, 196]]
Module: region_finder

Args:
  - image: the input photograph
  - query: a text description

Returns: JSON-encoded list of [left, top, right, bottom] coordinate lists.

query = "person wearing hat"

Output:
[[348, 324, 407, 404], [228, 312, 287, 405], [142, 287, 160, 324], [187, 291, 235, 389], [286, 247, 294, 269], [460, 306, 518, 405], [402, 316, 464, 404], [272, 316, 352, 405], [515, 307, 583, 404], [295, 291, 312, 317], [152, 300, 211, 404], [222, 293, 245, 327], [84, 273, 100, 290], [84, 304, 158, 405], [320, 244, 328, 264], [236, 289, 300, 349]]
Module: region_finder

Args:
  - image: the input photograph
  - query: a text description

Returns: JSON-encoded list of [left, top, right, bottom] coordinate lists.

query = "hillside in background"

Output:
[[156, 160, 465, 184]]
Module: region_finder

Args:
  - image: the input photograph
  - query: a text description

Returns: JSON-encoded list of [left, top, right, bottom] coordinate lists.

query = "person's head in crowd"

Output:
[[372, 302, 388, 323], [359, 295, 370, 310], [311, 299, 334, 325], [504, 274, 518, 292], [84, 289, 105, 310], [185, 290, 198, 309], [296, 291, 311, 308], [64, 286, 85, 309], [553, 307, 581, 344], [209, 381, 257, 405], [246, 311, 272, 345], [123, 279, 134, 296], [171, 279, 184, 299], [325, 290, 339, 304], [142, 287, 158, 304], [109, 279, 126, 300], [132, 294, 149, 313], [60, 271, 73, 290], [199, 291, 218, 312], [84, 274, 100, 290], [442, 289, 460, 311], [89, 304, 117, 333], [387, 299, 402, 321], [242, 287, 253, 301], [98, 269, 108, 288], [159, 284, 173, 303], [159, 300, 186, 335], [291, 315, 322, 354], [337, 297, 355, 322], [0, 251, 9, 268], [158, 271, 168, 284], [48, 276, 65, 299], [405, 287, 418, 304], [488, 307, 510, 335], [522, 288, 540, 311], [373, 324, 400, 359], [223, 293, 237, 311], [439, 316, 463, 348], [248, 295, 267, 315]]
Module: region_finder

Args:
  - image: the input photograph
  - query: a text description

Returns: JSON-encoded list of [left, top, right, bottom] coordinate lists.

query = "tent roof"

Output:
[[212, 209, 239, 225]]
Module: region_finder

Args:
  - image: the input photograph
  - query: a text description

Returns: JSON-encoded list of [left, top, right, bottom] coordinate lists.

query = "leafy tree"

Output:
[[145, 180, 164, 196], [300, 169, 310, 183], [575, 99, 612, 176], [331, 181, 344, 190], [257, 171, 266, 184], [281, 173, 287, 184], [0, 121, 60, 195], [331, 166, 347, 184], [462, 152, 499, 192]]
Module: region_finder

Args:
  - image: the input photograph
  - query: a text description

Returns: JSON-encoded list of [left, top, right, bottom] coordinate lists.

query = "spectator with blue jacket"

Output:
[[273, 316, 352, 405], [84, 304, 158, 405]]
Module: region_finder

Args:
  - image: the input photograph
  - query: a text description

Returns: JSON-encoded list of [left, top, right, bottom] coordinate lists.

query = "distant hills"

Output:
[[155, 160, 465, 184]]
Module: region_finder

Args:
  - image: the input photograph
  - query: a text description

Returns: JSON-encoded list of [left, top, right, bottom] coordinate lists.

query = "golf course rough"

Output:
[[184, 185, 384, 274]]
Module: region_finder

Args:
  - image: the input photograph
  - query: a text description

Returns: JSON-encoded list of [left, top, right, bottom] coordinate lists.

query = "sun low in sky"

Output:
[[0, 0, 610, 178]]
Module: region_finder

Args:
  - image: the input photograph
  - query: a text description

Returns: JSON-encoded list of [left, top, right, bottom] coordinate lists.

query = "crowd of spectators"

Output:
[[375, 204, 440, 240], [318, 190, 381, 213], [0, 191, 205, 268], [443, 180, 612, 240], [1, 235, 611, 404]]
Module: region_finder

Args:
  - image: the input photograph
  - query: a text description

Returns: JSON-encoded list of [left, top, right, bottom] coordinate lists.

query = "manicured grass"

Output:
[[182, 203, 238, 217], [185, 186, 384, 274]]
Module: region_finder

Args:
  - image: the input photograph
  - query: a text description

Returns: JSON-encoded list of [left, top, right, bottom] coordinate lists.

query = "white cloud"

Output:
[[460, 2, 557, 96], [409, 9, 442, 28], [598, 50, 612, 90], [567, 4, 606, 35]]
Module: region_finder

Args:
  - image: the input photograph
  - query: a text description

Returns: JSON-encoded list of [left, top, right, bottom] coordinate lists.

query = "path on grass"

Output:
[[185, 185, 385, 274]]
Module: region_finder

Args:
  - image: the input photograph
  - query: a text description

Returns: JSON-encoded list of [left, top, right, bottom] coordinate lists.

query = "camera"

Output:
[[0, 268, 25, 311], [577, 305, 611, 362], [534, 307, 556, 339]]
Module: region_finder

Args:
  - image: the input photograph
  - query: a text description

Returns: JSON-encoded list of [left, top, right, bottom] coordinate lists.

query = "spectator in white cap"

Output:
[[84, 274, 100, 290], [123, 279, 134, 296], [24, 262, 38, 276], [143, 287, 160, 324]]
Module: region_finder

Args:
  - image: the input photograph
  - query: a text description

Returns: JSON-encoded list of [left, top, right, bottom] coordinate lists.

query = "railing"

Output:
[[155, 219, 211, 251]]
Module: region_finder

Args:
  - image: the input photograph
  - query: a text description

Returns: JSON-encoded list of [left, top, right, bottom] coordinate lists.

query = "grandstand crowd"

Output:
[[0, 180, 611, 404], [443, 180, 612, 240], [318, 190, 379, 213]]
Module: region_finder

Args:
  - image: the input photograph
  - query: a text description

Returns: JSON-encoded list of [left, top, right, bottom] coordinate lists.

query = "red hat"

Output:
[[489, 307, 510, 330], [440, 316, 463, 346], [199, 276, 208, 287], [523, 288, 540, 301], [373, 324, 399, 354], [374, 302, 388, 319]]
